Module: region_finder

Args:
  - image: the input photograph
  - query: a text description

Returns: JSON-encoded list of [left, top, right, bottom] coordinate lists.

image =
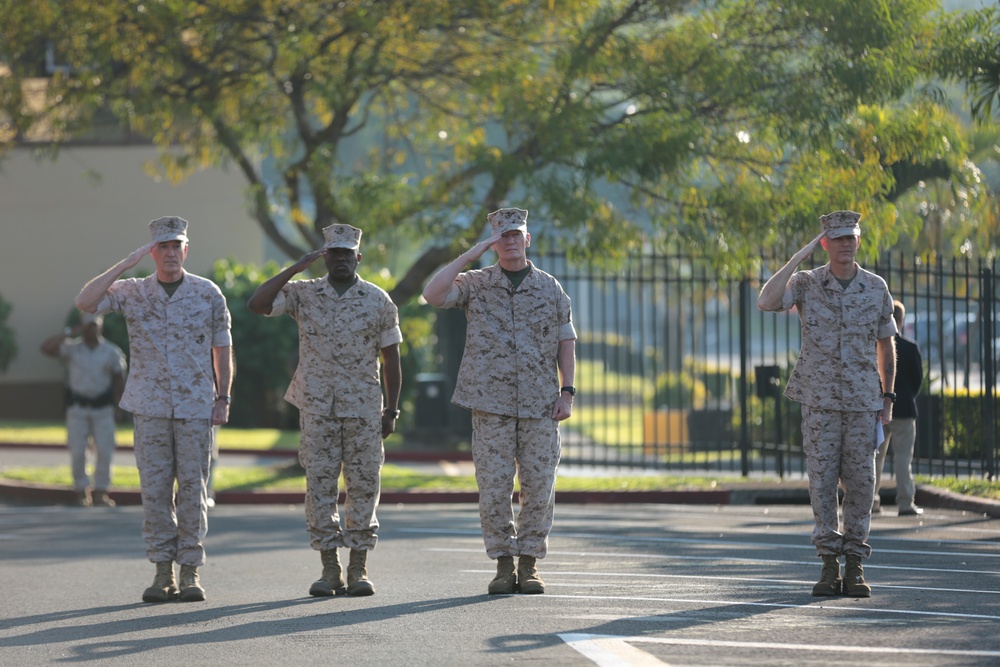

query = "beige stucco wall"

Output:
[[0, 145, 263, 417]]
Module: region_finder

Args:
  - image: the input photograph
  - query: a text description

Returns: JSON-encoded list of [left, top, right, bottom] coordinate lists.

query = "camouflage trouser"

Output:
[[801, 406, 878, 559], [876, 418, 917, 511], [66, 405, 116, 491], [133, 416, 213, 566], [299, 412, 383, 551], [471, 410, 560, 560]]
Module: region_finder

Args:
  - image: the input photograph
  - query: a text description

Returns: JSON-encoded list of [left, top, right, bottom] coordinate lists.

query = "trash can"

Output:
[[414, 372, 449, 431]]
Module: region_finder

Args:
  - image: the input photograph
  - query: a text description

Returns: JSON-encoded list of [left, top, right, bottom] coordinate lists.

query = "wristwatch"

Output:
[[560, 386, 576, 396], [383, 408, 400, 419], [215, 395, 232, 405], [882, 392, 896, 402]]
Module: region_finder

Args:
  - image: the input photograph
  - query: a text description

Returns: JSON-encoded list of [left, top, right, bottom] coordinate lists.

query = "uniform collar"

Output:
[[317, 275, 364, 298], [488, 260, 536, 287], [820, 262, 864, 293]]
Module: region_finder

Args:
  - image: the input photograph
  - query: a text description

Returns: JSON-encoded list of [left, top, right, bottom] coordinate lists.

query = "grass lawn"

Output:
[[0, 420, 305, 450], [0, 463, 738, 493], [3, 420, 999, 499]]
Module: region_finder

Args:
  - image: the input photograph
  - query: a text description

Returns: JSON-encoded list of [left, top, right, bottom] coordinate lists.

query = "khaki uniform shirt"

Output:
[[268, 276, 402, 418], [60, 338, 127, 398], [441, 261, 576, 418], [779, 263, 896, 411], [96, 272, 232, 419]]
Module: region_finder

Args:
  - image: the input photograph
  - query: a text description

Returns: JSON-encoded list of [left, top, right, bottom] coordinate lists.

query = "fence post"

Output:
[[739, 278, 751, 477], [982, 267, 996, 480]]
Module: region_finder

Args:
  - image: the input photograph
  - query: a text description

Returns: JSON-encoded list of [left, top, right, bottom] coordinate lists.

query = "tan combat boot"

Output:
[[811, 555, 842, 596], [517, 555, 545, 595], [346, 549, 375, 596], [843, 555, 872, 597], [142, 561, 178, 603], [309, 549, 347, 597], [178, 564, 206, 602], [488, 556, 517, 595]]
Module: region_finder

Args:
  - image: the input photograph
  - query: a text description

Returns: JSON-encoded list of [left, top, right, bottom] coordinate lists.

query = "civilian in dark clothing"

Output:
[[874, 300, 924, 516]]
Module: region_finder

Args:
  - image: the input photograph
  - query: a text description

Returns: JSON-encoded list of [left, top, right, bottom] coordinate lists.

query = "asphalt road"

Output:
[[2, 501, 1000, 666]]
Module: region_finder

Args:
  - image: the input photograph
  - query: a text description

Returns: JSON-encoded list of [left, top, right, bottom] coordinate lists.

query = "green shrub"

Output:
[[0, 294, 17, 373], [683, 359, 734, 403], [651, 370, 706, 410], [213, 259, 301, 429], [939, 389, 998, 460]]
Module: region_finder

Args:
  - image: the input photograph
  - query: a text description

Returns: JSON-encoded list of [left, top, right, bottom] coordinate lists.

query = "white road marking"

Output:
[[559, 633, 1000, 666], [543, 594, 1000, 621], [560, 633, 670, 666]]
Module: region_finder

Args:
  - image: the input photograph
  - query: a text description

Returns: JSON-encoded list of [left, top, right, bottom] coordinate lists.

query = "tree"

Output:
[[933, 5, 1000, 122], [0, 0, 993, 296]]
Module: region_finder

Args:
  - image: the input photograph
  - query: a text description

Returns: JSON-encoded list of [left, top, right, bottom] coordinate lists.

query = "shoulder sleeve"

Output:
[[439, 274, 470, 309], [211, 284, 233, 347], [98, 278, 131, 315], [265, 282, 300, 318], [780, 271, 803, 311], [876, 287, 897, 339], [557, 286, 577, 341], [378, 293, 403, 347]]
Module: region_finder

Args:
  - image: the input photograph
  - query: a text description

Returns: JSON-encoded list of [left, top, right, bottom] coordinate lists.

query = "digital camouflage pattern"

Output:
[[298, 412, 384, 551], [820, 210, 862, 239], [133, 415, 214, 566], [270, 274, 400, 554], [321, 223, 362, 250], [471, 410, 560, 558], [487, 207, 528, 235], [440, 261, 575, 562], [97, 270, 230, 567], [97, 273, 232, 419], [268, 276, 401, 418], [442, 262, 576, 418], [775, 261, 895, 560], [148, 215, 189, 244], [801, 406, 877, 558], [781, 264, 896, 411]]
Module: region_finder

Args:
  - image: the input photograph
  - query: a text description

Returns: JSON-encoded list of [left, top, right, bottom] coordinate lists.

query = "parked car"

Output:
[[904, 310, 979, 365]]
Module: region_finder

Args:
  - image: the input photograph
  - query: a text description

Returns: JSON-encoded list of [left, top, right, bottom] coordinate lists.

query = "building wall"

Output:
[[0, 145, 264, 419]]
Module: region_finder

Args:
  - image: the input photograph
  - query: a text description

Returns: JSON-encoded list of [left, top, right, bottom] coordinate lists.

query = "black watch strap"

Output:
[[560, 386, 576, 396], [882, 392, 896, 402], [383, 408, 400, 419]]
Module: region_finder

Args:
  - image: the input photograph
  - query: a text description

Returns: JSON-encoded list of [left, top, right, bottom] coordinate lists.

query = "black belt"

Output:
[[65, 386, 114, 409]]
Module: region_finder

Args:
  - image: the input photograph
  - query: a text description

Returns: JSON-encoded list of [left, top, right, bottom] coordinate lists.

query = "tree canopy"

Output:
[[1, 0, 996, 298]]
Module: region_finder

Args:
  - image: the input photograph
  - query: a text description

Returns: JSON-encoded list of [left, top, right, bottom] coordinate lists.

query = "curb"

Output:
[[916, 485, 1000, 517], [2, 444, 998, 515], [7, 479, 998, 516], [0, 479, 732, 507]]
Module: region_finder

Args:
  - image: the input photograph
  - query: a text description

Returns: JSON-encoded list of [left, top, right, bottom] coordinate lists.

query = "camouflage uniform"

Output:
[[440, 261, 576, 558], [267, 276, 402, 551], [96, 272, 232, 566], [60, 337, 126, 491], [779, 264, 896, 558]]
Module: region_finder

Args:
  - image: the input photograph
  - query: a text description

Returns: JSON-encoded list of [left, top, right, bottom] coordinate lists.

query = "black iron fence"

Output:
[[507, 251, 998, 480]]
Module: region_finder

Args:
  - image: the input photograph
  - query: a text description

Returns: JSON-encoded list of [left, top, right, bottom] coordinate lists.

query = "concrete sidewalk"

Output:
[[2, 442, 999, 516]]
